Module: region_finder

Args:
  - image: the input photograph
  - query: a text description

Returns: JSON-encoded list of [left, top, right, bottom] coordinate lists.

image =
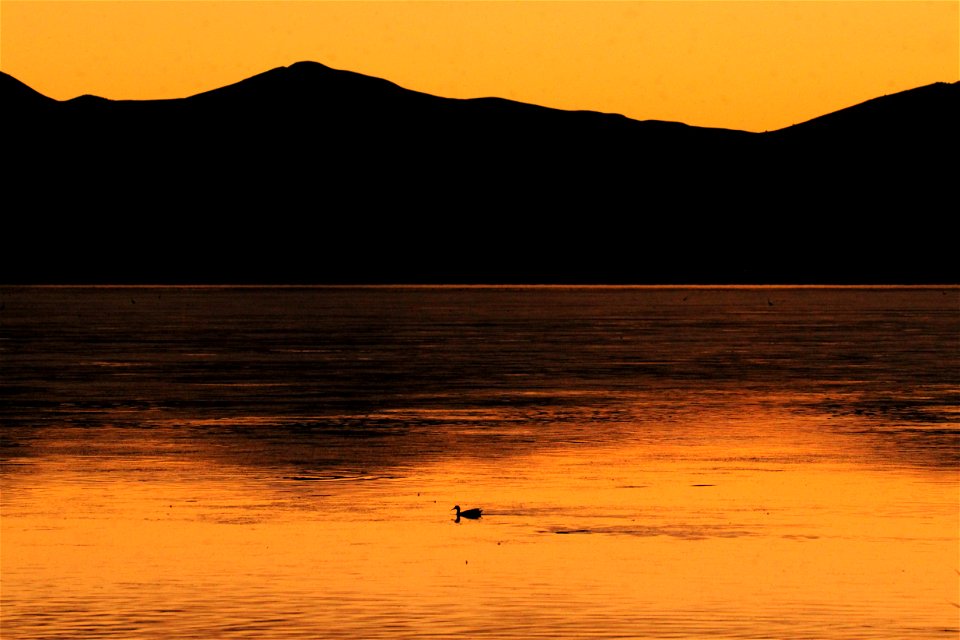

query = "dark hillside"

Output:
[[2, 64, 955, 283]]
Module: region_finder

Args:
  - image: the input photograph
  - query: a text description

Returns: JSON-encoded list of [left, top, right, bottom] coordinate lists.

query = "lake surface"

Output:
[[2, 286, 957, 639]]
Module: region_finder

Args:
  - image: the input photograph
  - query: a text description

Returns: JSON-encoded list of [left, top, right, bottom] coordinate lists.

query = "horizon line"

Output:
[[4, 284, 957, 290]]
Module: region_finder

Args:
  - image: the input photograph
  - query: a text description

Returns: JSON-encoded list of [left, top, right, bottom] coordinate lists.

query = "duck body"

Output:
[[452, 505, 483, 519]]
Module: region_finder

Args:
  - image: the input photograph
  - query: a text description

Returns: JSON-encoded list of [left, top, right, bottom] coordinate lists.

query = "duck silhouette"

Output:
[[452, 505, 483, 520]]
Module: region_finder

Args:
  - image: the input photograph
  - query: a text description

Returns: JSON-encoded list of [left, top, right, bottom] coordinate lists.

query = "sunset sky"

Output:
[[1, 1, 957, 132]]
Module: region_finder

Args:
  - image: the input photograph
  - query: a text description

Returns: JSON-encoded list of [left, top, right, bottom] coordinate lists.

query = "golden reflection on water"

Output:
[[3, 404, 957, 639]]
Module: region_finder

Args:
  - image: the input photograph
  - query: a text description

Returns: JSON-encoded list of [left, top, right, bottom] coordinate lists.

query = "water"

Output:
[[2, 286, 957, 639]]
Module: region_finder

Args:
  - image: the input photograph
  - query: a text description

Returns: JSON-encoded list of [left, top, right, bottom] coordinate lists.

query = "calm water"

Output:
[[2, 286, 958, 639]]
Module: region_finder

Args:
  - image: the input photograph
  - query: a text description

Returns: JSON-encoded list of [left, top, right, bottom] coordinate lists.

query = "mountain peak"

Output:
[[187, 59, 409, 105], [287, 60, 336, 74]]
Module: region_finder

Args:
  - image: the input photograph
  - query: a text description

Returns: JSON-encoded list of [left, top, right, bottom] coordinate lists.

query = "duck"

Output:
[[452, 505, 483, 519]]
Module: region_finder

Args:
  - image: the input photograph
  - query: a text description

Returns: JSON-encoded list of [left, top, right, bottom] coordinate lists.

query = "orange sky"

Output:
[[1, 1, 957, 132]]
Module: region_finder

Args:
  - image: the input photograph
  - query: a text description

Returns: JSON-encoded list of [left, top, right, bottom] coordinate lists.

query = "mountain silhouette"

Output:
[[770, 81, 958, 146], [3, 62, 957, 284]]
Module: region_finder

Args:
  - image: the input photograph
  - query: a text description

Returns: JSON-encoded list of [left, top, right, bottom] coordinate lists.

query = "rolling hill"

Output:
[[2, 62, 956, 284]]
